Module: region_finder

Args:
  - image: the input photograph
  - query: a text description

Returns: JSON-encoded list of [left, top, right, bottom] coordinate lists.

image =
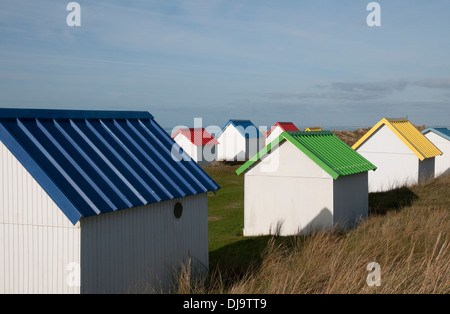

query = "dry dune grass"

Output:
[[173, 174, 450, 294], [333, 128, 371, 147]]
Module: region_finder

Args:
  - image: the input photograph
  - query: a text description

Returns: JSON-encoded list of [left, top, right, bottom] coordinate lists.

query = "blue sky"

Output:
[[1, 1, 449, 130]]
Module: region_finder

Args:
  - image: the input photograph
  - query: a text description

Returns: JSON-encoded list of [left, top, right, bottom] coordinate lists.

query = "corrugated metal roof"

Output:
[[305, 127, 322, 131], [172, 128, 219, 146], [0, 108, 220, 225], [352, 118, 442, 161], [422, 127, 450, 141], [219, 119, 263, 138], [236, 131, 376, 179], [266, 122, 299, 137]]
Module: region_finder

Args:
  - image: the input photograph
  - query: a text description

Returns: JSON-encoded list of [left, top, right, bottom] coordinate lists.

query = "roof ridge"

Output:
[[386, 117, 408, 122], [286, 130, 332, 135], [0, 108, 154, 120]]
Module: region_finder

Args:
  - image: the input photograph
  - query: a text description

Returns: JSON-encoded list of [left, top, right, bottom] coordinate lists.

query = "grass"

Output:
[[205, 163, 245, 253], [175, 164, 449, 294]]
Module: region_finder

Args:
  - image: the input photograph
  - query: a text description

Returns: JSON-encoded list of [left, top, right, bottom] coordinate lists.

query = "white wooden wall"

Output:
[[217, 125, 246, 161], [80, 193, 209, 293], [333, 172, 369, 230], [0, 141, 81, 294], [243, 141, 334, 236], [424, 132, 450, 176], [217, 126, 263, 162], [355, 125, 419, 192]]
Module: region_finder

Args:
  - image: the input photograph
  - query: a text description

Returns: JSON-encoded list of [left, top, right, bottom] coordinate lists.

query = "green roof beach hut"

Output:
[[236, 131, 376, 236]]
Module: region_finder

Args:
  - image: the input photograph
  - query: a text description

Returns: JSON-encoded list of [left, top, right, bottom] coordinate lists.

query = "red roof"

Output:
[[266, 122, 299, 137], [172, 128, 219, 146]]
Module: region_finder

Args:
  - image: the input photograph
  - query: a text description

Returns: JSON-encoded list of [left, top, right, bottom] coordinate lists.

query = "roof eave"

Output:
[[422, 128, 450, 142], [352, 118, 441, 160]]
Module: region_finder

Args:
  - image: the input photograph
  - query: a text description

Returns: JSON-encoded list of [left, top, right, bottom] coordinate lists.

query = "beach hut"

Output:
[[216, 119, 264, 161], [0, 108, 219, 294], [265, 122, 299, 146], [172, 127, 219, 166], [422, 127, 450, 176], [352, 118, 442, 192], [236, 131, 376, 236], [305, 127, 322, 131]]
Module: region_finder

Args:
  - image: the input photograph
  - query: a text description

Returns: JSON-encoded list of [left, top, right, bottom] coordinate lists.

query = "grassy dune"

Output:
[[225, 174, 450, 294], [174, 165, 449, 294], [172, 127, 448, 294]]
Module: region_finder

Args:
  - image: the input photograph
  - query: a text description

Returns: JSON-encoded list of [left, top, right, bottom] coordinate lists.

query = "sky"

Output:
[[0, 0, 449, 131]]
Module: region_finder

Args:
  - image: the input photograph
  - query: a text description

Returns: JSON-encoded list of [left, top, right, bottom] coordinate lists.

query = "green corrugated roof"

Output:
[[236, 131, 377, 179]]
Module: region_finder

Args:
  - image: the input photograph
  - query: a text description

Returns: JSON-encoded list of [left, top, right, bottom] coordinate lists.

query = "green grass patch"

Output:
[[203, 164, 245, 255]]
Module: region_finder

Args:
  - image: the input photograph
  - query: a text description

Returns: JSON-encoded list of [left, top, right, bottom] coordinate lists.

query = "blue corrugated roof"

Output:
[[422, 127, 450, 141], [219, 119, 262, 138], [0, 108, 220, 225]]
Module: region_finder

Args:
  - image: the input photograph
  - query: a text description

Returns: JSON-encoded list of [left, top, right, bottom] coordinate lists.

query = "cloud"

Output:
[[264, 90, 385, 102], [263, 80, 411, 102], [329, 80, 409, 93], [413, 78, 450, 89], [327, 78, 450, 94], [264, 78, 450, 103]]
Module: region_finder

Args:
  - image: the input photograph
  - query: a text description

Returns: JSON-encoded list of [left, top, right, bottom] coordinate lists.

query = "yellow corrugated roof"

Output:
[[352, 118, 442, 161], [305, 127, 322, 131]]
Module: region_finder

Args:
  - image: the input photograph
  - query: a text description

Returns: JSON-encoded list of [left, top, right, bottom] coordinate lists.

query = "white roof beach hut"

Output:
[[265, 122, 299, 146], [0, 108, 219, 294], [422, 127, 450, 176], [352, 118, 442, 192], [172, 127, 219, 166], [216, 119, 264, 162], [236, 131, 376, 236]]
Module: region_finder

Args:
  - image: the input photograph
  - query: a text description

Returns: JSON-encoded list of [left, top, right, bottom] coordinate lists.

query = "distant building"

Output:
[[172, 127, 219, 166], [265, 122, 299, 146], [353, 118, 442, 192], [305, 127, 322, 131], [422, 127, 450, 176], [0, 108, 219, 294], [236, 131, 376, 236], [216, 119, 264, 161]]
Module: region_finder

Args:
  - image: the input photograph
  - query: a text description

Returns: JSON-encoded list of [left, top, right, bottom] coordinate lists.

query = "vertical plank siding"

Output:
[[0, 141, 81, 294], [80, 193, 208, 293]]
